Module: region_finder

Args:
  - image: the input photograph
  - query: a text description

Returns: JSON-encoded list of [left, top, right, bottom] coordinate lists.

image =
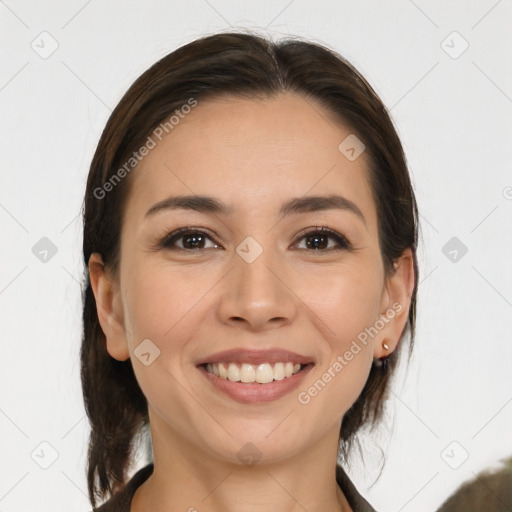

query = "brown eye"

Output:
[[294, 227, 352, 252], [159, 226, 351, 253], [161, 229, 220, 250]]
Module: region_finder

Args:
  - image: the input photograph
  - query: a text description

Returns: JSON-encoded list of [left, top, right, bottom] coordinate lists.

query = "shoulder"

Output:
[[336, 464, 379, 512], [93, 463, 154, 512]]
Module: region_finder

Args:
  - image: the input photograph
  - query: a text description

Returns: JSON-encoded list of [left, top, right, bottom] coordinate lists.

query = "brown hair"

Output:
[[437, 457, 512, 511], [81, 31, 419, 508]]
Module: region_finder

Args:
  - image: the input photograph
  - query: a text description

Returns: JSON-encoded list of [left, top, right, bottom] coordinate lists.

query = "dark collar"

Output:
[[336, 464, 379, 511], [96, 463, 378, 512]]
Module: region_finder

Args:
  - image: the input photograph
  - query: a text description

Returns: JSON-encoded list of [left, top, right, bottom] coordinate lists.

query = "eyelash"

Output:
[[158, 226, 352, 253]]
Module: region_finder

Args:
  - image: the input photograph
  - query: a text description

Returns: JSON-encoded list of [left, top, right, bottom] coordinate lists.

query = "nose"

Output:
[[216, 245, 297, 332]]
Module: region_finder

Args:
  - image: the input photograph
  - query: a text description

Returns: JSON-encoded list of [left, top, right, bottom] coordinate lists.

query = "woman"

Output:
[[81, 31, 418, 511]]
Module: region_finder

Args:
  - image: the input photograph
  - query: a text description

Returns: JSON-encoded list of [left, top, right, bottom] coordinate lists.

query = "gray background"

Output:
[[1, 1, 511, 510]]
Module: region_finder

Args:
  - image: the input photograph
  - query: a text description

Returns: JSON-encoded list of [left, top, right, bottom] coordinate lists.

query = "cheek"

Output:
[[297, 351, 373, 428], [292, 263, 381, 410], [120, 265, 209, 430], [295, 260, 383, 344], [122, 262, 214, 345]]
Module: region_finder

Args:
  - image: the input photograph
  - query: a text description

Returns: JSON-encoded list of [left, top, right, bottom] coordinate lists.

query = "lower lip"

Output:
[[198, 364, 314, 404]]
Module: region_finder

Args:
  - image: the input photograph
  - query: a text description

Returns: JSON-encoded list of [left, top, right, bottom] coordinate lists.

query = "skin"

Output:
[[89, 92, 415, 512]]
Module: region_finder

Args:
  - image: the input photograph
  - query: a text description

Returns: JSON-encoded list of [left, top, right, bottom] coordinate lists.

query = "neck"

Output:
[[131, 418, 352, 512]]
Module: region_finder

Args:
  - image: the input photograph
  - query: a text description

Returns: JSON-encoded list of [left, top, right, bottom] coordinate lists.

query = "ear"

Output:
[[88, 252, 130, 361], [374, 247, 416, 359]]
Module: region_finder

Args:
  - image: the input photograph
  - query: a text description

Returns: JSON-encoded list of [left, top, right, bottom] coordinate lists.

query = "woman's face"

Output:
[[91, 92, 413, 465]]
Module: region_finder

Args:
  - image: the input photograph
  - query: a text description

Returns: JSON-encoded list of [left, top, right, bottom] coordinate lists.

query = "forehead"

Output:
[[126, 93, 377, 227]]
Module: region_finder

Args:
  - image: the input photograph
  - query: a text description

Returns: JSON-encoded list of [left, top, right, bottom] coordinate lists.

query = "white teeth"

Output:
[[227, 363, 240, 382], [218, 362, 228, 379], [273, 362, 285, 380], [205, 361, 305, 383], [240, 363, 255, 382], [256, 363, 274, 384]]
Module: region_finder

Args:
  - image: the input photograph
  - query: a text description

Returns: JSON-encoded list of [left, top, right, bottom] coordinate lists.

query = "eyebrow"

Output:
[[145, 194, 366, 226]]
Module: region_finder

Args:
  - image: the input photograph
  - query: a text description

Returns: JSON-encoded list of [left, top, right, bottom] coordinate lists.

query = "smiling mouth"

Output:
[[201, 362, 312, 384]]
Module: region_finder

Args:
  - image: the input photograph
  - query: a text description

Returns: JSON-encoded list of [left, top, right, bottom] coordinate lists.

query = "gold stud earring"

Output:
[[373, 338, 391, 372]]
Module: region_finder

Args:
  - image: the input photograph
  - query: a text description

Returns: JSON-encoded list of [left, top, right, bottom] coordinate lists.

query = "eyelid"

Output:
[[159, 226, 222, 250], [291, 226, 352, 251], [158, 225, 352, 252]]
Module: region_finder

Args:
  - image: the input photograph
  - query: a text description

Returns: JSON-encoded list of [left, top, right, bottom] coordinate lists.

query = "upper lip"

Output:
[[195, 348, 314, 366]]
